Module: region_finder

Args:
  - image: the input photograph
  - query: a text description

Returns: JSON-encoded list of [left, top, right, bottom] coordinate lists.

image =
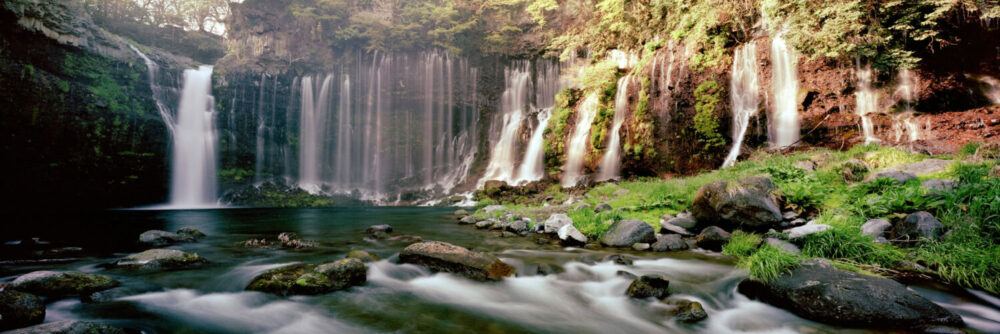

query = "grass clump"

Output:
[[722, 231, 763, 257], [737, 244, 801, 283], [568, 207, 623, 238]]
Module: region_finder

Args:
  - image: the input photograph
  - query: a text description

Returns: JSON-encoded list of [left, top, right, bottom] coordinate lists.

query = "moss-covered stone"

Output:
[[246, 259, 366, 296], [10, 271, 119, 297], [0, 289, 45, 330], [345, 250, 380, 262], [113, 249, 207, 271]]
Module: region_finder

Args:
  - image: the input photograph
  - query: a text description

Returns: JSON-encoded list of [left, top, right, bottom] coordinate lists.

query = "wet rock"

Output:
[[475, 220, 493, 229], [866, 170, 917, 184], [504, 220, 529, 233], [176, 226, 206, 238], [651, 234, 688, 252], [891, 211, 946, 243], [659, 223, 692, 236], [691, 176, 783, 231], [625, 275, 670, 299], [82, 287, 136, 303], [599, 220, 655, 247], [482, 205, 507, 214], [345, 250, 380, 262], [278, 232, 316, 248], [453, 209, 469, 217], [310, 259, 367, 291], [0, 290, 45, 331], [500, 231, 518, 238], [922, 179, 957, 193], [664, 216, 697, 230], [738, 259, 964, 330], [246, 259, 366, 296], [114, 249, 207, 270], [670, 299, 708, 323], [11, 271, 119, 297], [557, 224, 588, 246], [782, 211, 799, 221], [765, 238, 800, 254], [594, 203, 613, 212], [399, 241, 515, 281], [365, 225, 393, 239], [785, 223, 832, 240], [535, 238, 549, 245], [483, 180, 510, 197], [458, 216, 477, 225], [602, 254, 634, 265], [1, 320, 126, 334], [616, 270, 638, 280], [138, 230, 193, 247], [695, 226, 732, 251], [385, 235, 423, 244], [632, 243, 651, 251], [536, 264, 562, 276], [543, 213, 573, 234], [861, 219, 892, 238]]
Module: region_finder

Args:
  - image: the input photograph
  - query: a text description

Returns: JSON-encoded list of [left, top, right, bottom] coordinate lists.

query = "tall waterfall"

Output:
[[723, 44, 760, 168], [129, 44, 175, 133], [480, 66, 531, 185], [855, 63, 880, 144], [516, 108, 551, 184], [170, 66, 218, 208], [562, 93, 600, 187], [596, 75, 634, 181], [769, 34, 800, 148]]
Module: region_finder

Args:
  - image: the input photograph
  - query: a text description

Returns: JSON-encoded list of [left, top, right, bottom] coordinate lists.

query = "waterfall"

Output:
[[128, 44, 174, 133], [479, 65, 531, 185], [562, 93, 600, 187], [973, 75, 1000, 104], [596, 75, 634, 181], [769, 34, 800, 148], [298, 75, 334, 192], [855, 63, 880, 144], [892, 69, 921, 142], [515, 108, 551, 184], [722, 44, 760, 168], [169, 66, 218, 208]]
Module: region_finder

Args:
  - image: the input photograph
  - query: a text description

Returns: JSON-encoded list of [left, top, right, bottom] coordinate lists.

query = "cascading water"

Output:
[[596, 75, 634, 181], [129, 44, 175, 133], [169, 66, 219, 208], [769, 34, 800, 148], [722, 44, 760, 168], [515, 108, 552, 184], [892, 69, 922, 142], [855, 63, 880, 144], [562, 93, 600, 187], [298, 74, 334, 192], [973, 75, 1000, 104], [479, 65, 531, 185]]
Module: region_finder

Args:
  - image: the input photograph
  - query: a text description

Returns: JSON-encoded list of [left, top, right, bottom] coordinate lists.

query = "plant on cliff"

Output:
[[693, 80, 725, 151]]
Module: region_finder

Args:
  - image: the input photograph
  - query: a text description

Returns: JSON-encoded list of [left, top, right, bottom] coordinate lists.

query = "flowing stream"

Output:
[[722, 44, 760, 168]]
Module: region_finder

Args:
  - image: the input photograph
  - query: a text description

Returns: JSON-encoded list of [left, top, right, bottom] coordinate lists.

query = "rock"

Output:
[[651, 234, 689, 252], [176, 226, 206, 238], [782, 211, 799, 221], [599, 220, 656, 247], [454, 209, 469, 217], [557, 224, 588, 246], [785, 223, 832, 240], [659, 223, 692, 236], [787, 218, 807, 227], [138, 230, 192, 247], [594, 203, 613, 212], [365, 225, 393, 239], [82, 287, 136, 303], [475, 220, 493, 229], [616, 270, 638, 280], [0, 290, 45, 331], [543, 213, 573, 234], [504, 220, 529, 233], [536, 264, 562, 275], [535, 238, 549, 245], [922, 179, 957, 193], [573, 203, 592, 211], [500, 231, 518, 238], [345, 250, 380, 262], [695, 226, 732, 251], [386, 235, 423, 244], [632, 243, 651, 251], [1, 320, 126, 334], [278, 232, 316, 248], [613, 189, 631, 196], [399, 241, 514, 281], [861, 219, 892, 238], [625, 275, 670, 299], [670, 299, 708, 323], [482, 205, 507, 214], [603, 254, 634, 265], [664, 216, 697, 230], [458, 216, 477, 225], [839, 159, 871, 182], [246, 259, 366, 295], [765, 238, 800, 254], [793, 160, 817, 171], [738, 259, 963, 330], [483, 180, 509, 196], [891, 211, 946, 243], [690, 176, 783, 231], [866, 170, 918, 184], [892, 159, 953, 175], [114, 249, 207, 270], [11, 271, 119, 297]]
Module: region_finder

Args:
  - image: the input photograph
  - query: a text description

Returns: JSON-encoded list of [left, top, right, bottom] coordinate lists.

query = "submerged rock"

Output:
[[891, 211, 946, 243], [82, 287, 137, 303], [458, 216, 477, 225], [695, 226, 732, 251], [0, 289, 45, 331], [138, 230, 193, 247], [651, 234, 688, 252], [345, 250, 380, 262], [246, 259, 366, 296], [365, 225, 393, 239], [599, 220, 655, 247], [0, 320, 126, 334], [114, 249, 207, 270], [691, 176, 783, 231], [543, 213, 573, 234], [11, 271, 119, 297], [738, 259, 963, 330], [602, 254, 634, 266], [670, 299, 708, 323], [454, 209, 469, 217], [626, 275, 670, 299], [176, 226, 207, 238], [557, 224, 588, 246], [399, 241, 514, 281]]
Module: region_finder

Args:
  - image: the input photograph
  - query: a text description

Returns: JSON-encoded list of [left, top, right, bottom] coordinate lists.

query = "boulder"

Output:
[[891, 211, 946, 243], [176, 227, 206, 238], [600, 220, 656, 247], [839, 159, 871, 182], [365, 225, 393, 239], [482, 205, 507, 214], [659, 223, 692, 236], [11, 271, 119, 297], [113, 249, 207, 270], [399, 241, 514, 281], [865, 170, 917, 184], [738, 259, 963, 330], [138, 230, 192, 247], [345, 250, 380, 262], [1, 320, 126, 334], [246, 259, 366, 295], [632, 243, 651, 251], [670, 299, 708, 323], [474, 220, 493, 229], [458, 216, 477, 225], [690, 176, 783, 231], [557, 224, 588, 246], [892, 159, 953, 175], [785, 223, 832, 240], [695, 226, 732, 251], [543, 213, 573, 234], [922, 179, 957, 193], [625, 275, 670, 299], [0, 290, 45, 331], [82, 287, 136, 303], [454, 209, 469, 217], [651, 234, 689, 252], [664, 216, 697, 230], [861, 219, 892, 239], [765, 238, 800, 254], [483, 180, 510, 196], [594, 203, 613, 212], [504, 220, 529, 233]]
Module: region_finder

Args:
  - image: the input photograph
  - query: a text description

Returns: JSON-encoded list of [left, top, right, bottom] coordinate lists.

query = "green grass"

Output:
[[568, 207, 623, 238], [722, 231, 763, 257], [737, 244, 801, 282]]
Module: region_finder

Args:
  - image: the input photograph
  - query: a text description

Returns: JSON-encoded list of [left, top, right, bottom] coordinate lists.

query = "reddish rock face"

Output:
[[399, 241, 515, 281]]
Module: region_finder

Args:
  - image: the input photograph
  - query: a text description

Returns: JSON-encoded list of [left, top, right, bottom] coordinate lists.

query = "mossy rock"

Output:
[[10, 271, 120, 297], [246, 264, 314, 294], [113, 249, 207, 271], [0, 290, 45, 330], [345, 250, 380, 262], [246, 259, 366, 296]]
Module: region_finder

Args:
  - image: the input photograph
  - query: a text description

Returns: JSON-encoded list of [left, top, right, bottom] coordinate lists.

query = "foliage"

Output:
[[219, 168, 254, 182], [722, 231, 763, 258], [738, 244, 801, 282], [568, 207, 624, 238], [693, 80, 725, 151]]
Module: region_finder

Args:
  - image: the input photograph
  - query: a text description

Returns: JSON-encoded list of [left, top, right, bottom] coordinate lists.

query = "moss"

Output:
[[693, 80, 725, 151]]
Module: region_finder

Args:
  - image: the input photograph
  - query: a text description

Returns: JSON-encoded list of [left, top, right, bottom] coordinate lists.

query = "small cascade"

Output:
[[722, 43, 760, 168], [596, 75, 634, 181], [973, 75, 1000, 104], [515, 109, 551, 184], [480, 65, 531, 185], [608, 50, 638, 69], [892, 69, 921, 142], [855, 63, 880, 144], [170, 66, 218, 208], [252, 74, 287, 184], [769, 33, 800, 148], [128, 44, 174, 133], [562, 93, 600, 187]]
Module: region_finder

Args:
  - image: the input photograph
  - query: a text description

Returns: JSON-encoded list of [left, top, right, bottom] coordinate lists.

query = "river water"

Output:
[[2, 208, 998, 333]]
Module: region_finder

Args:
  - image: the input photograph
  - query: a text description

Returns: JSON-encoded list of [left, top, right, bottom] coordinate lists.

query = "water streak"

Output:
[[855, 63, 880, 144], [562, 93, 600, 187], [596, 75, 634, 181], [515, 108, 552, 184], [170, 66, 218, 207], [723, 44, 760, 168], [769, 34, 800, 148]]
